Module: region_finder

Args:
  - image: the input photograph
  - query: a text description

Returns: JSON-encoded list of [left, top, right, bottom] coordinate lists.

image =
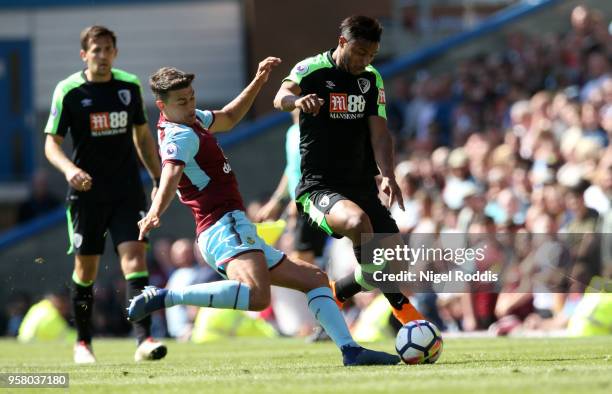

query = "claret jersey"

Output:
[[157, 109, 245, 235], [44, 69, 147, 202], [284, 50, 387, 196]]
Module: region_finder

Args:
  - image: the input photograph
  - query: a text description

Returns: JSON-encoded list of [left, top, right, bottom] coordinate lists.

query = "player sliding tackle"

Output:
[[128, 58, 399, 366]]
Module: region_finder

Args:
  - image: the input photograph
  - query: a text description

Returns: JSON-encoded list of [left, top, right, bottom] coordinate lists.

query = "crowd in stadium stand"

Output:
[[4, 5, 611, 340], [363, 4, 611, 335]]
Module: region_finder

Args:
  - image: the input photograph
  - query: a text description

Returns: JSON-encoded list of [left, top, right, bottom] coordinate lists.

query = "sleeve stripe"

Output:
[[284, 53, 332, 86], [44, 73, 85, 135], [366, 65, 387, 120], [196, 109, 215, 130], [208, 111, 215, 130], [161, 126, 199, 164], [163, 159, 186, 166]]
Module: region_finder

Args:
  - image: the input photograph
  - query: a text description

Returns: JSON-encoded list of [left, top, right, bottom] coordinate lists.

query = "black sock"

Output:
[[383, 292, 408, 310], [332, 243, 372, 302], [354, 240, 407, 310], [72, 280, 94, 344], [352, 245, 363, 265], [127, 276, 151, 344], [388, 311, 403, 333], [334, 274, 363, 302]]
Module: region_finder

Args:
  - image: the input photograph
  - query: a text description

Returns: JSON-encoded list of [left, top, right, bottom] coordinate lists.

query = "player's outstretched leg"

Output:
[[127, 280, 250, 322], [128, 252, 269, 322], [269, 257, 400, 366]]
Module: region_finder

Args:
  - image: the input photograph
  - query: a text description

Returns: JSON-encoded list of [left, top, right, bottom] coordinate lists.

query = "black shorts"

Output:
[[294, 213, 328, 257], [65, 194, 147, 255], [295, 187, 399, 239]]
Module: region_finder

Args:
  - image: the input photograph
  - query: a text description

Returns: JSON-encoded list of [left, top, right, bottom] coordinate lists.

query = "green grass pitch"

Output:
[[1, 337, 610, 393]]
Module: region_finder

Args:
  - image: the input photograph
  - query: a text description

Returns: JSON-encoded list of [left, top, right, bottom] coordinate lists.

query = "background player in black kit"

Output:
[[44, 25, 165, 363], [274, 16, 425, 325]]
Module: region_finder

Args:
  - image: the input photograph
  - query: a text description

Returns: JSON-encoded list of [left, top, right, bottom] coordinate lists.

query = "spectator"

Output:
[[580, 51, 610, 102], [442, 148, 477, 210], [390, 161, 421, 233]]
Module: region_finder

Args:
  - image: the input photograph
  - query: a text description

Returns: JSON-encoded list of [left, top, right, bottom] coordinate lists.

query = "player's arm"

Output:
[[138, 162, 184, 240], [44, 134, 92, 192], [209, 57, 281, 133], [132, 123, 162, 191], [44, 81, 92, 192], [255, 172, 289, 222], [369, 115, 404, 210], [273, 81, 324, 115]]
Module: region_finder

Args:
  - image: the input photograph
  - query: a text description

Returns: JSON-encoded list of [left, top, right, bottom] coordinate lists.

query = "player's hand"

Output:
[[255, 198, 283, 222], [295, 94, 325, 116], [255, 57, 282, 83], [380, 176, 404, 210], [66, 167, 93, 192], [138, 213, 161, 240]]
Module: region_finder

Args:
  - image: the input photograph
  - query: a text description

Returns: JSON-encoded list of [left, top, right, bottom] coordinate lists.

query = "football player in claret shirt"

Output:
[[274, 16, 425, 325], [44, 25, 164, 363], [127, 61, 399, 366]]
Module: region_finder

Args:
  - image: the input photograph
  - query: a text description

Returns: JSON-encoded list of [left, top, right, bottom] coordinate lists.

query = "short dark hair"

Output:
[[149, 67, 195, 102], [80, 25, 116, 51], [340, 15, 383, 43]]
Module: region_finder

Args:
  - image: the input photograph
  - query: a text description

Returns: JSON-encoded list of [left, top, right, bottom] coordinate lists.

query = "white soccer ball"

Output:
[[395, 320, 443, 364]]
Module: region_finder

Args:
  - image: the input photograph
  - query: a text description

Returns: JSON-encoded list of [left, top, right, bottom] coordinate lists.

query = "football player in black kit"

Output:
[[44, 25, 165, 363], [274, 16, 425, 326]]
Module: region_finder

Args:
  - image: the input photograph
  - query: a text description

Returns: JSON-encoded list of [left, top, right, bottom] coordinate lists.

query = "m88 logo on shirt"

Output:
[[89, 111, 129, 136], [329, 93, 365, 119]]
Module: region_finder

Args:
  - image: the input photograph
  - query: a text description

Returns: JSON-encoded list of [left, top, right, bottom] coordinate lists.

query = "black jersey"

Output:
[[284, 50, 387, 197], [44, 69, 148, 202]]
